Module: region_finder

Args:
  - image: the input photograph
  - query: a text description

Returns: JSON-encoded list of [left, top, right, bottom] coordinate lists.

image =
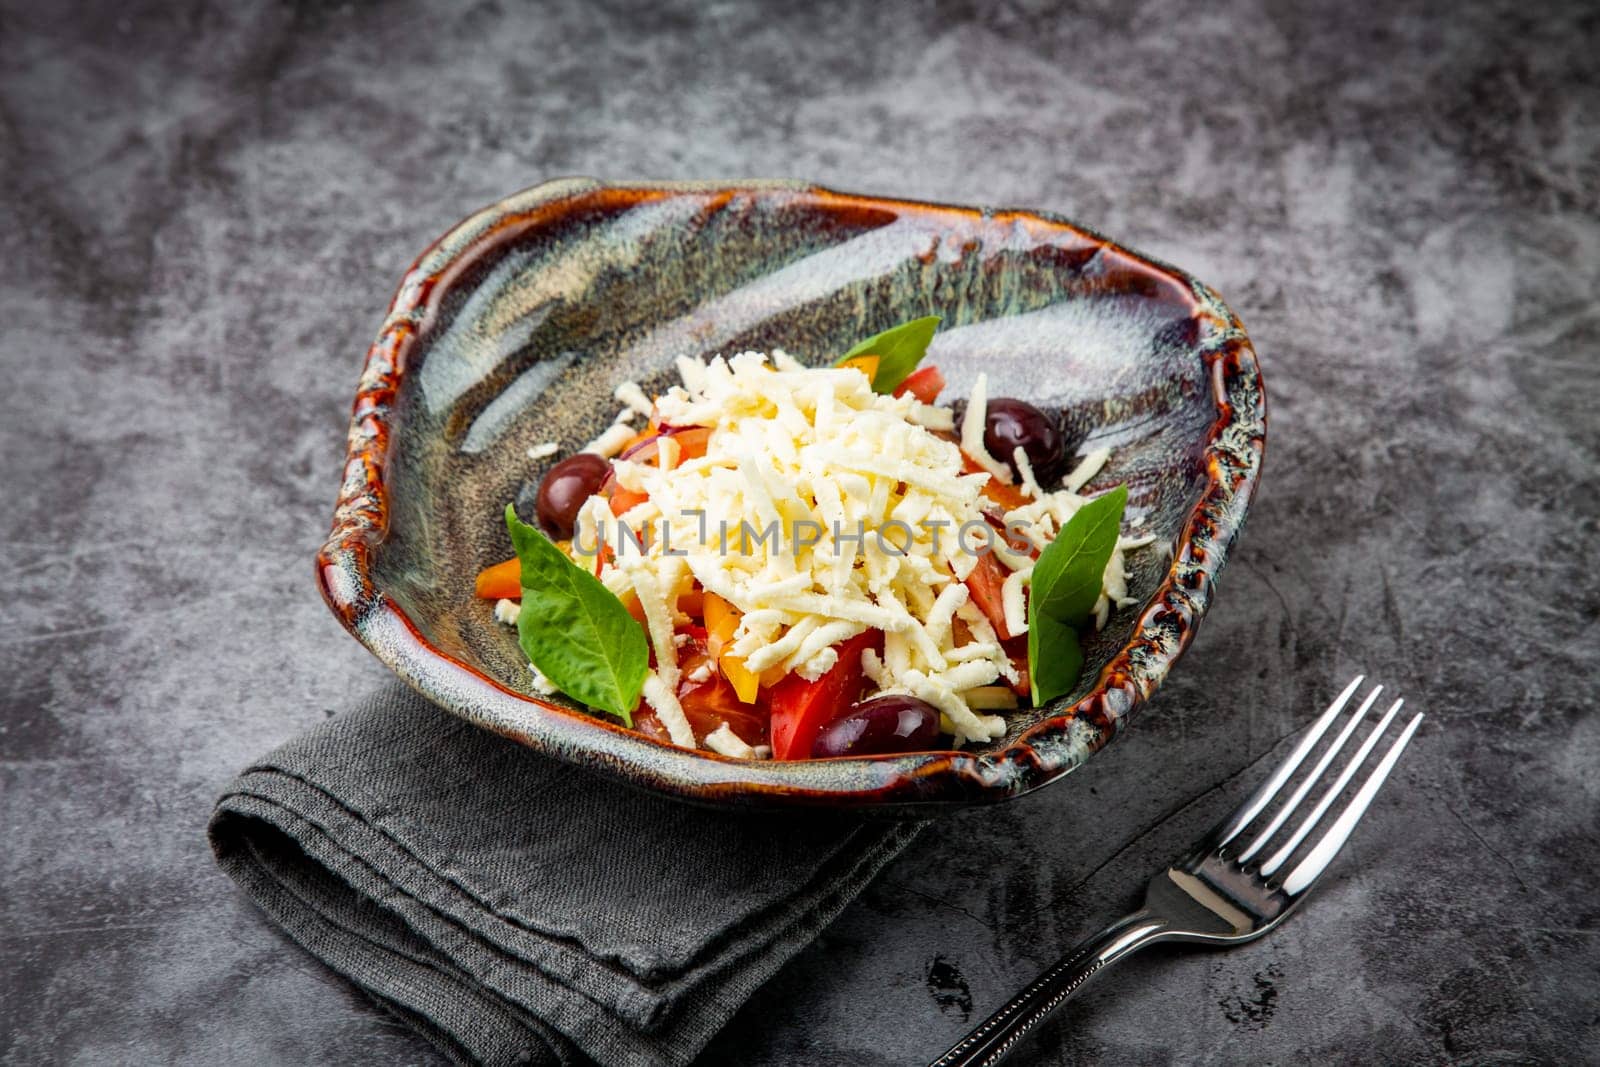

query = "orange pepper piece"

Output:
[[609, 486, 650, 516], [474, 557, 521, 600], [670, 426, 713, 461]]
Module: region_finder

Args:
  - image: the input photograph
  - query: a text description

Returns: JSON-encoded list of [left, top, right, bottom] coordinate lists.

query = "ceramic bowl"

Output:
[[317, 179, 1265, 813]]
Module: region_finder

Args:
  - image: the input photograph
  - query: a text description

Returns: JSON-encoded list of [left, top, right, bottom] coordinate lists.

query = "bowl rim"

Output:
[[316, 178, 1266, 812]]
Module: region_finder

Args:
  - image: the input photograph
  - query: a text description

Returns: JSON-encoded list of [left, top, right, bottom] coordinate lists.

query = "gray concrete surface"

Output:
[[3, 1, 1597, 1063]]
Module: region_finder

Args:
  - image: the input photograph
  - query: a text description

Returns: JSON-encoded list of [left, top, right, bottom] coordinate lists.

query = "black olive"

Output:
[[983, 397, 1065, 485], [534, 453, 611, 539], [812, 694, 942, 758]]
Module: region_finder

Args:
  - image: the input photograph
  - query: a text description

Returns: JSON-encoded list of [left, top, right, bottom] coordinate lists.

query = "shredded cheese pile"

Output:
[[549, 351, 1149, 748]]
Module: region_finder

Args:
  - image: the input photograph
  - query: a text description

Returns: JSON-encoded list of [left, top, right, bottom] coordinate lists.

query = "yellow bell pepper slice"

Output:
[[837, 353, 880, 384], [704, 592, 761, 704]]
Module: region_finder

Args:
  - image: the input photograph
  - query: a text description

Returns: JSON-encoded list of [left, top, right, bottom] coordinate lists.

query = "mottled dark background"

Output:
[[3, 1, 1597, 1063]]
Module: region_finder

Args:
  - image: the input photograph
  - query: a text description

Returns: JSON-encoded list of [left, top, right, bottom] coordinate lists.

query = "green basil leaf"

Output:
[[1025, 484, 1127, 706], [504, 504, 647, 725], [1029, 485, 1128, 628], [1028, 614, 1083, 708], [836, 315, 941, 393]]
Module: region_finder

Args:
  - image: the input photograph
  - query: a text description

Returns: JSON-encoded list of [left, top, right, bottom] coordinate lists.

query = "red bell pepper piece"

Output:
[[635, 666, 769, 749], [679, 675, 768, 747], [767, 631, 878, 760]]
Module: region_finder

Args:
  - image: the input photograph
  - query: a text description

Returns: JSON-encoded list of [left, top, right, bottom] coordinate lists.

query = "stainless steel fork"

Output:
[[930, 676, 1423, 1067]]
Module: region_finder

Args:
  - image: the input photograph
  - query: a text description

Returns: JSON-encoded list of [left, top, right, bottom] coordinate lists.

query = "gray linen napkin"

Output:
[[208, 683, 925, 1066]]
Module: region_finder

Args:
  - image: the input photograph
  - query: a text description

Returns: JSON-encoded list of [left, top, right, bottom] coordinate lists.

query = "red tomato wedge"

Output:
[[634, 672, 769, 749], [474, 557, 521, 600], [1002, 634, 1031, 698], [893, 365, 946, 404], [680, 675, 768, 747], [963, 550, 1015, 641], [767, 631, 878, 759]]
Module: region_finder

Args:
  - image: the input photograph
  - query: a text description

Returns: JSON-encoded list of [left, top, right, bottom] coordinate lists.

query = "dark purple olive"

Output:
[[535, 453, 611, 538], [812, 694, 942, 758], [983, 398, 1064, 485]]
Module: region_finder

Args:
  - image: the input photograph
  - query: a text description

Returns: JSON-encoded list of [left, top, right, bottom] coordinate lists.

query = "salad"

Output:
[[474, 318, 1152, 760]]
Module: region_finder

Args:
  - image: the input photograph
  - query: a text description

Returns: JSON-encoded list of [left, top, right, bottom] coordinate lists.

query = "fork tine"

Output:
[[1215, 675, 1365, 849], [1259, 698, 1405, 877], [1281, 711, 1424, 895], [1236, 684, 1384, 863]]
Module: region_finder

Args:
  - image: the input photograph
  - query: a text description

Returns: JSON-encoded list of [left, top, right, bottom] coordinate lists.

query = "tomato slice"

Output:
[[474, 557, 521, 600], [767, 631, 878, 760], [633, 641, 771, 749], [1002, 634, 1031, 698], [964, 550, 1015, 641], [894, 365, 945, 404], [680, 674, 768, 747], [632, 707, 674, 744]]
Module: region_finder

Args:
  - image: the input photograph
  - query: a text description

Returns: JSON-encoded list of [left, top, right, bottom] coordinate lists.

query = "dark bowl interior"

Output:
[[319, 178, 1264, 813]]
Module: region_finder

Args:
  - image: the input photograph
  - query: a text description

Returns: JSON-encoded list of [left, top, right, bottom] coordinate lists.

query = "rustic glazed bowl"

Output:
[[318, 179, 1265, 813]]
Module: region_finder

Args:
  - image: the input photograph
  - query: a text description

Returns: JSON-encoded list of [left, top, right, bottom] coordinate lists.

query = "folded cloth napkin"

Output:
[[209, 683, 925, 1066]]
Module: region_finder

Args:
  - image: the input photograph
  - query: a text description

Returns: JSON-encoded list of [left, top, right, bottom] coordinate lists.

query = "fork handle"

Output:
[[928, 909, 1170, 1067]]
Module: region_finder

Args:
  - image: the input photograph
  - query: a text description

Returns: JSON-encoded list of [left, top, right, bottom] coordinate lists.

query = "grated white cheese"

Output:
[[960, 372, 1014, 485], [909, 402, 956, 432], [606, 353, 1007, 711], [614, 379, 654, 417], [1001, 564, 1032, 637], [494, 598, 522, 626], [527, 663, 558, 695], [642, 673, 695, 748], [583, 421, 639, 458], [901, 668, 1007, 746], [656, 435, 682, 471], [704, 722, 756, 758], [535, 348, 1152, 751], [526, 442, 561, 461], [1063, 446, 1111, 493], [769, 347, 804, 372], [1012, 446, 1042, 499]]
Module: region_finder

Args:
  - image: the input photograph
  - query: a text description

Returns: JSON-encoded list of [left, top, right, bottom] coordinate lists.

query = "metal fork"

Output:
[[930, 676, 1423, 1067]]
